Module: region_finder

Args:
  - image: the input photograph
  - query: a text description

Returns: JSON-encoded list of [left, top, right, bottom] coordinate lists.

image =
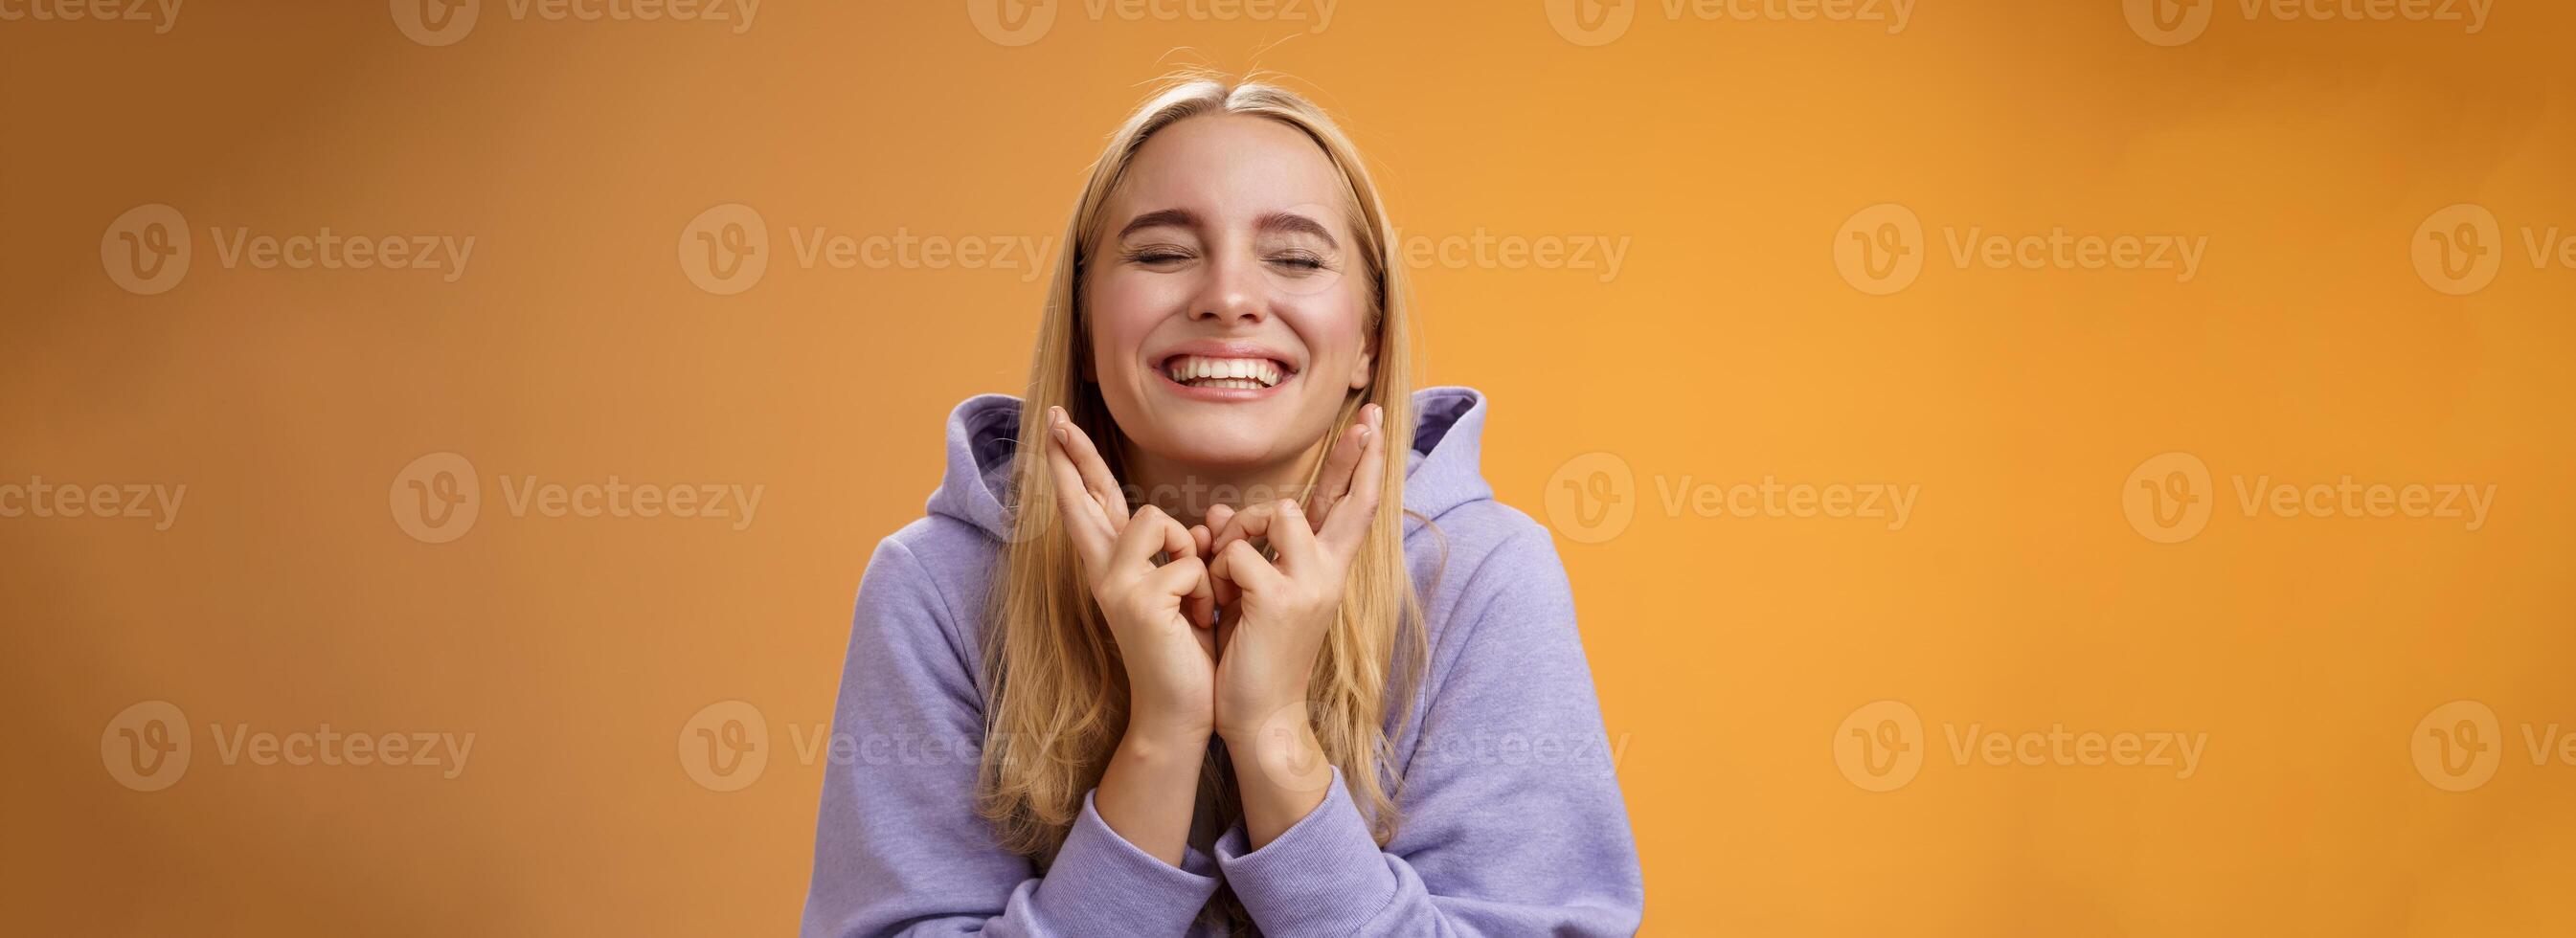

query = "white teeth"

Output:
[[1164, 355, 1285, 389]]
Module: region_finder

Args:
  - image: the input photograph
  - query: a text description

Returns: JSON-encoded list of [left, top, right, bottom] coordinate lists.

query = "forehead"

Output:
[[1109, 113, 1351, 228]]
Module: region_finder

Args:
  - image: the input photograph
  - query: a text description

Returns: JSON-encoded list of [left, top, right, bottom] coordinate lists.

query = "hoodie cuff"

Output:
[[1212, 767, 1402, 935], [1030, 788, 1221, 932]]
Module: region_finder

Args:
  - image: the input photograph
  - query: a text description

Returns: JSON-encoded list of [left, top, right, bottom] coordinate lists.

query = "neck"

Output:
[[1118, 438, 1330, 530]]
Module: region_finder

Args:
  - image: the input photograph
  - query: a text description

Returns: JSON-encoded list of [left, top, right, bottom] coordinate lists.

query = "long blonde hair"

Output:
[[975, 70, 1428, 877]]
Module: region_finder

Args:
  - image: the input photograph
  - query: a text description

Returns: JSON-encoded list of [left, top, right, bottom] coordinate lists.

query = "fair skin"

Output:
[[1041, 112, 1390, 865]]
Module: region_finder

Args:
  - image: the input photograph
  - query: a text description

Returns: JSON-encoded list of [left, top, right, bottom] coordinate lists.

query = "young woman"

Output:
[[801, 71, 1643, 936]]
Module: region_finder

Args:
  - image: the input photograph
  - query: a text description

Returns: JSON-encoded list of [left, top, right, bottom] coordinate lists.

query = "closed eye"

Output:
[[1268, 251, 1330, 272], [1124, 246, 1195, 267]]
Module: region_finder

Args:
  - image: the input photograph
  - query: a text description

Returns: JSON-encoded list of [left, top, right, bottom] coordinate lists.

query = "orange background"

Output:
[[6, 2, 2574, 935]]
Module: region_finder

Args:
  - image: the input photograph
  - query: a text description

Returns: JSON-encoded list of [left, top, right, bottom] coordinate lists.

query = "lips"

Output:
[[1163, 354, 1284, 389], [1149, 341, 1299, 396]]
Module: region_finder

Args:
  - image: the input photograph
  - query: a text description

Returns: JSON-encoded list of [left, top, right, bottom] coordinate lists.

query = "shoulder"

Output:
[[849, 515, 1000, 687], [1396, 499, 1603, 736], [1404, 500, 1576, 651], [1406, 499, 1564, 598], [877, 513, 1001, 581]]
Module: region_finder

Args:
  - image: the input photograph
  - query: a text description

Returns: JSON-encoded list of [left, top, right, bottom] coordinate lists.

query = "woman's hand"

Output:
[[1201, 403, 1386, 747], [1197, 403, 1386, 847], [1190, 405, 1377, 610], [1044, 406, 1218, 743]]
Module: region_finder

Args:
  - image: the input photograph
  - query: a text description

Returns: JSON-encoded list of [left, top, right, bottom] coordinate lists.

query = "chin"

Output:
[[1110, 369, 1332, 463], [1147, 420, 1297, 469]]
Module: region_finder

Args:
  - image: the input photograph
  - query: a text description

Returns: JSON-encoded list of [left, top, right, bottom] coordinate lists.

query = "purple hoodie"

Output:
[[801, 387, 1643, 936]]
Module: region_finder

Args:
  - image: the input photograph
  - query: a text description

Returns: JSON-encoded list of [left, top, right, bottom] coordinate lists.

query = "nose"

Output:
[[1188, 253, 1267, 326]]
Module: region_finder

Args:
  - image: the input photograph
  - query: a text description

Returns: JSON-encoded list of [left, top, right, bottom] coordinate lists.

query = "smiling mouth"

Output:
[[1159, 354, 1292, 391]]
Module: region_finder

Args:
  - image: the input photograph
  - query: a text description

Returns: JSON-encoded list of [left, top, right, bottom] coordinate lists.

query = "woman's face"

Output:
[[1083, 113, 1375, 474]]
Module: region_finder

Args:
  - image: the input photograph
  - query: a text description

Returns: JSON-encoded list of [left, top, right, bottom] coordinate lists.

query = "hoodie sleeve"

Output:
[[1210, 525, 1646, 936], [800, 535, 1223, 937]]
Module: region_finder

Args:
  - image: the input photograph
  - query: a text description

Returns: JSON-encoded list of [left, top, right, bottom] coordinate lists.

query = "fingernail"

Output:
[[1051, 426, 1068, 444], [1282, 499, 1300, 513]]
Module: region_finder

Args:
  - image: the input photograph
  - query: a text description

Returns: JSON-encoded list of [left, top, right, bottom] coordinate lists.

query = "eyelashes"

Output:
[[1122, 247, 1191, 265], [1268, 250, 1332, 273], [1119, 244, 1338, 274]]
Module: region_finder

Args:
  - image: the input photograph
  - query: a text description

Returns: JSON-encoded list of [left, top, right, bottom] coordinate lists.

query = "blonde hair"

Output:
[[974, 69, 1428, 888]]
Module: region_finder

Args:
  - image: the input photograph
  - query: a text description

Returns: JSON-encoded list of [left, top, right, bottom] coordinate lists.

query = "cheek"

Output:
[[1286, 288, 1372, 384], [1083, 270, 1175, 374]]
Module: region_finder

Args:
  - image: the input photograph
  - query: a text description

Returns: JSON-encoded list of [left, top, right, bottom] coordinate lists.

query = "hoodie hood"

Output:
[[926, 387, 1496, 540]]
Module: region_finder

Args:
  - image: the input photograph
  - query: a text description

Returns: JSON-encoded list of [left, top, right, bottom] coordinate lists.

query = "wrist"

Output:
[[1119, 717, 1213, 760], [1224, 716, 1332, 849], [1226, 721, 1322, 774], [1217, 695, 1317, 749], [1099, 718, 1209, 868]]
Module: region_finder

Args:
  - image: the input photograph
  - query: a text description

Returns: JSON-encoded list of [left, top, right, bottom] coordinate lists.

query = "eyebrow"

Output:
[[1116, 208, 1197, 241], [1255, 211, 1338, 247], [1112, 207, 1340, 248]]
